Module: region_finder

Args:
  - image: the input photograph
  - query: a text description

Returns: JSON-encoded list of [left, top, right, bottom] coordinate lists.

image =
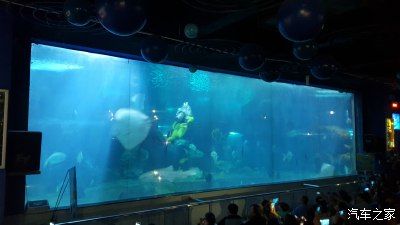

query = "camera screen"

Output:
[[320, 219, 329, 225]]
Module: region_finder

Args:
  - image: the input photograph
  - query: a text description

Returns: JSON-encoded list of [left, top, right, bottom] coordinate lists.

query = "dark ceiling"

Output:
[[1, 0, 400, 89]]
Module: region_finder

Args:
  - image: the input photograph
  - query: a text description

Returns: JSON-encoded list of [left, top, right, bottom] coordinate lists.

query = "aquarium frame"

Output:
[[26, 40, 361, 208], [73, 174, 358, 209], [0, 89, 9, 169]]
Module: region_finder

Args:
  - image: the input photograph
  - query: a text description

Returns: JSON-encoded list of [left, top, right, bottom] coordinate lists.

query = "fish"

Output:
[[324, 126, 351, 139], [344, 166, 349, 174], [282, 151, 293, 162], [314, 90, 350, 98], [186, 144, 204, 158], [44, 152, 67, 168], [179, 158, 188, 164], [287, 130, 317, 137], [76, 151, 83, 164], [228, 132, 242, 138], [30, 59, 83, 72], [166, 107, 177, 113], [211, 128, 223, 142], [227, 132, 243, 145], [210, 151, 218, 162], [112, 108, 152, 150], [73, 109, 78, 117], [139, 166, 203, 183], [319, 163, 335, 177]]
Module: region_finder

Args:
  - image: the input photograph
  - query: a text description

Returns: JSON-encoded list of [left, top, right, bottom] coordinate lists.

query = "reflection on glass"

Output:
[[27, 44, 357, 207]]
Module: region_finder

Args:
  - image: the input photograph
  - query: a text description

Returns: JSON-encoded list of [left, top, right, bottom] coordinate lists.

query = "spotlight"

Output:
[[329, 111, 335, 115], [392, 102, 398, 109], [184, 23, 199, 39]]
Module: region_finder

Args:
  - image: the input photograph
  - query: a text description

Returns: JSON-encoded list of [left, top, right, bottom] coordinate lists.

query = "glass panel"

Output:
[[27, 44, 357, 207], [0, 90, 7, 169]]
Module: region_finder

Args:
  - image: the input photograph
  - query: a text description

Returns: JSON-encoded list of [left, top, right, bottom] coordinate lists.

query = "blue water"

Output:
[[27, 44, 356, 207], [393, 113, 400, 130]]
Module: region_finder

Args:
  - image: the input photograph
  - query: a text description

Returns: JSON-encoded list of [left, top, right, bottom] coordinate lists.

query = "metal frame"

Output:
[[52, 179, 358, 225], [0, 89, 9, 169]]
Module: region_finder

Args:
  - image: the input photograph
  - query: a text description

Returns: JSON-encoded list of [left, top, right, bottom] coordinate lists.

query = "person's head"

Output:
[[339, 189, 352, 204], [329, 193, 339, 205], [278, 202, 290, 213], [337, 202, 347, 211], [357, 192, 372, 204], [305, 206, 315, 222], [249, 204, 263, 218], [261, 199, 269, 207], [301, 195, 309, 205], [261, 199, 272, 214], [202, 212, 216, 225], [283, 214, 299, 225], [228, 203, 239, 215], [315, 196, 323, 204], [176, 111, 186, 122], [274, 202, 289, 218], [333, 215, 346, 225]]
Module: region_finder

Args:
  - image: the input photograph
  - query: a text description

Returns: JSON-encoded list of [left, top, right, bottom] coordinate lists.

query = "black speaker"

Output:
[[363, 134, 385, 153], [6, 131, 42, 175]]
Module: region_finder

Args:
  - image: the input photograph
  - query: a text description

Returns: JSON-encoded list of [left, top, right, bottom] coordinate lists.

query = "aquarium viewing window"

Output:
[[27, 43, 357, 207], [392, 113, 400, 130], [0, 90, 8, 169]]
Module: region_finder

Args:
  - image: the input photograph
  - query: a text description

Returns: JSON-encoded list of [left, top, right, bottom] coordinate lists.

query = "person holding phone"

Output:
[[293, 196, 310, 218], [313, 203, 333, 225], [261, 199, 280, 225], [218, 203, 242, 225]]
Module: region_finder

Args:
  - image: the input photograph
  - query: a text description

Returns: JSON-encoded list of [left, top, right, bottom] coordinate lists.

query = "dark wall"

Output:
[[0, 9, 14, 224], [0, 11, 12, 89], [361, 84, 392, 153], [3, 16, 31, 216]]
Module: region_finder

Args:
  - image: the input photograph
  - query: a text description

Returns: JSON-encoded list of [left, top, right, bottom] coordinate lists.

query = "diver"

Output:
[[166, 102, 194, 144], [165, 102, 200, 170]]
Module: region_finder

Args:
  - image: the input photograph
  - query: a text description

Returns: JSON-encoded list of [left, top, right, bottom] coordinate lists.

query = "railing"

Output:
[[53, 179, 359, 225]]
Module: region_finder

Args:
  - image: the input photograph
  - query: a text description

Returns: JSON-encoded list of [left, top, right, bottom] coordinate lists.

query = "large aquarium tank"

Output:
[[27, 43, 357, 207]]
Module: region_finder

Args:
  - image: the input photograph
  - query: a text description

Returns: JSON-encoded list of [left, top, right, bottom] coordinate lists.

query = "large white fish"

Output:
[[112, 108, 151, 150], [319, 163, 335, 177], [139, 166, 203, 183], [43, 152, 66, 168]]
